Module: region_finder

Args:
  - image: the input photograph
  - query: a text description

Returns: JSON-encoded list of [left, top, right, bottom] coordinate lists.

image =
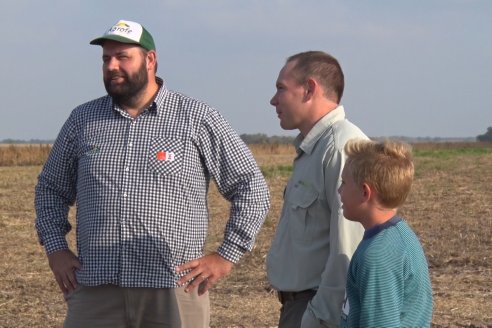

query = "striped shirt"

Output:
[[35, 78, 270, 288], [340, 216, 433, 327]]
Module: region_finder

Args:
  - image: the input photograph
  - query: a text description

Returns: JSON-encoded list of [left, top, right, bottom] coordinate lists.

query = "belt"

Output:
[[277, 289, 317, 305]]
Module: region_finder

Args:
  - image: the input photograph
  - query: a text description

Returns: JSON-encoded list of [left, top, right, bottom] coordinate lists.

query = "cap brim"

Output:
[[90, 35, 141, 47]]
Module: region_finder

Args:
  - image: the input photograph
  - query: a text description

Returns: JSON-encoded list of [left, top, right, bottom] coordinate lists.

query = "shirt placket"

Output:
[[119, 116, 137, 285]]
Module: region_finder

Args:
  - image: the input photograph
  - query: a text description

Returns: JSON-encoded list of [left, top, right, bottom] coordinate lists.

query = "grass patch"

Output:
[[414, 147, 492, 159], [260, 164, 293, 178]]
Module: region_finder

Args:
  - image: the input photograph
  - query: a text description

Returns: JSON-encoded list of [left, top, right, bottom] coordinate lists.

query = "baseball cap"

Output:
[[90, 19, 156, 51]]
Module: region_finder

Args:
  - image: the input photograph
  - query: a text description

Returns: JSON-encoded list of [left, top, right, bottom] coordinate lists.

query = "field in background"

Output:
[[0, 143, 491, 327], [0, 144, 51, 166]]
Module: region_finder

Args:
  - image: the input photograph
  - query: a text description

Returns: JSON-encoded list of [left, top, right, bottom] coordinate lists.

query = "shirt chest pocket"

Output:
[[286, 186, 320, 241], [148, 137, 184, 176]]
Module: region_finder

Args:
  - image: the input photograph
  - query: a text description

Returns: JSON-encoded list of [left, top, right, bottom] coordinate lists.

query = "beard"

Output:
[[104, 60, 148, 107]]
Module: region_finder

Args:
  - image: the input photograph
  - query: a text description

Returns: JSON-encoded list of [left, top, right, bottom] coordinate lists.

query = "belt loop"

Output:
[[277, 291, 284, 304]]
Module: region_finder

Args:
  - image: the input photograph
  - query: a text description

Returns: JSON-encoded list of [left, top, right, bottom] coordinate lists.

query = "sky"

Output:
[[0, 0, 491, 140]]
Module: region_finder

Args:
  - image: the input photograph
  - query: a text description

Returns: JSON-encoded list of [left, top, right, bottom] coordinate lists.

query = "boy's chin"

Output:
[[343, 212, 358, 222]]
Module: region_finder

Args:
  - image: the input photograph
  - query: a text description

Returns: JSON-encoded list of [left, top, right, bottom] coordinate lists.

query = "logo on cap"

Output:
[[109, 20, 133, 35]]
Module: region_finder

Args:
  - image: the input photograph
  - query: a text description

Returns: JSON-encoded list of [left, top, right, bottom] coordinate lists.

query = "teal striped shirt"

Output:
[[340, 217, 433, 327]]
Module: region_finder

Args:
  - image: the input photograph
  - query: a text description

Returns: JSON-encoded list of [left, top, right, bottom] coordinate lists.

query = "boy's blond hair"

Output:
[[345, 139, 414, 209]]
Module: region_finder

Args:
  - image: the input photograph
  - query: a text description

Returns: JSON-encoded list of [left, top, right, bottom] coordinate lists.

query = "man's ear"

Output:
[[146, 50, 157, 71], [304, 77, 317, 100]]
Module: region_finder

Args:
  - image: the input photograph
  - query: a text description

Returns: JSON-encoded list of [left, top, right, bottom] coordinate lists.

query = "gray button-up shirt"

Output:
[[267, 106, 367, 326]]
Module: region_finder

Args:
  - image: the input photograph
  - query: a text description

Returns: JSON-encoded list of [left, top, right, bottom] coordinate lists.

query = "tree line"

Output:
[[1, 127, 491, 144], [239, 134, 295, 144], [477, 127, 492, 142]]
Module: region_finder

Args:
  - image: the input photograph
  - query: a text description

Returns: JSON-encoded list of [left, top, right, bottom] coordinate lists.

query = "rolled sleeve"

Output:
[[35, 116, 78, 254], [197, 109, 270, 263], [306, 148, 364, 326]]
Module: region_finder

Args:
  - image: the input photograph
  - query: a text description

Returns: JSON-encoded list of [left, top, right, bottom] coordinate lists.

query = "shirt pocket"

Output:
[[286, 186, 319, 241], [148, 137, 184, 176]]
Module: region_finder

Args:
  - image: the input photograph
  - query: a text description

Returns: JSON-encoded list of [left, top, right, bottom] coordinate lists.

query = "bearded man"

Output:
[[35, 19, 270, 328]]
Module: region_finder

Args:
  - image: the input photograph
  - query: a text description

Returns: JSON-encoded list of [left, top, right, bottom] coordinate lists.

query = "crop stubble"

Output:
[[0, 144, 490, 327]]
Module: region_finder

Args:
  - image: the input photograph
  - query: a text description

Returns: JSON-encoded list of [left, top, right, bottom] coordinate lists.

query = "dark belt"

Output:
[[277, 289, 317, 305]]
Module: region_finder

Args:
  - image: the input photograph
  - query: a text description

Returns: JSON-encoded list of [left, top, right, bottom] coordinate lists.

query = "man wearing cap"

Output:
[[35, 19, 270, 327]]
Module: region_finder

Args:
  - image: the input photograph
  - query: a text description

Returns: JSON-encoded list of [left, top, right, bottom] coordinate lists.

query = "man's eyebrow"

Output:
[[103, 50, 131, 57]]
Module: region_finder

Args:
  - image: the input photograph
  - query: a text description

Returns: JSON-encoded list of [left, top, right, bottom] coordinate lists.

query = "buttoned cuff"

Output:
[[40, 234, 70, 254], [217, 240, 246, 264], [301, 306, 335, 328]]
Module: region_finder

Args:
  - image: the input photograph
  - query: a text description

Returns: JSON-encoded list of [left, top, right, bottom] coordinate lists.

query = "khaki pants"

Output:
[[64, 285, 210, 328]]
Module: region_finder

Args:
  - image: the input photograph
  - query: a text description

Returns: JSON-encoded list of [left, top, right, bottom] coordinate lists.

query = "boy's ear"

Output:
[[361, 183, 372, 202]]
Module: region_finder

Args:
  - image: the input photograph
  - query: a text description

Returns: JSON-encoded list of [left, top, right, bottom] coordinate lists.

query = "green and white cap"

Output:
[[90, 19, 155, 51]]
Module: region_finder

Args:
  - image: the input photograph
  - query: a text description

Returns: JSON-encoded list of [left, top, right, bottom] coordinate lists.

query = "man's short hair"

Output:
[[287, 51, 344, 103], [345, 139, 414, 209], [140, 48, 158, 73]]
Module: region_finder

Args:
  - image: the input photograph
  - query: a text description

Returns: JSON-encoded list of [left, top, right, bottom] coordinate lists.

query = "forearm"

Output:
[[307, 254, 351, 325], [218, 173, 270, 263], [35, 176, 74, 254], [307, 208, 363, 323]]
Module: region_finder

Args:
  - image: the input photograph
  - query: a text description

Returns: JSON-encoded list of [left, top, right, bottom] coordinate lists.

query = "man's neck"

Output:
[[121, 81, 159, 118], [299, 102, 339, 137]]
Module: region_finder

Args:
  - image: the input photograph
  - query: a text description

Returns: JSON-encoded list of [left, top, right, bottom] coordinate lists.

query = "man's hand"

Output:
[[176, 253, 234, 295], [47, 249, 81, 294]]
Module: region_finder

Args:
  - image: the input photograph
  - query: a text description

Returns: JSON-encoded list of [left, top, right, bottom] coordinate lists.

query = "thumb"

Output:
[[72, 257, 82, 270]]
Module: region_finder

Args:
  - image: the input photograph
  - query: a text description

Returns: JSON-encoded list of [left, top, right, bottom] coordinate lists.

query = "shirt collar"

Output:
[[294, 105, 346, 155], [152, 77, 169, 116], [363, 216, 402, 240], [111, 77, 169, 117]]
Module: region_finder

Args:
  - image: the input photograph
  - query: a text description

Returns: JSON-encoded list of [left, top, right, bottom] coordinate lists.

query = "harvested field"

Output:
[[0, 143, 491, 327]]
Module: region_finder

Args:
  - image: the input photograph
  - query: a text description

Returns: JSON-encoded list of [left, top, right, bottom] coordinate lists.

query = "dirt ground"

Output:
[[0, 144, 490, 327]]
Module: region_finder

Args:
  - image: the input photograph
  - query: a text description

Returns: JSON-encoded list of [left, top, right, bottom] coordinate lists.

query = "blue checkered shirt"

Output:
[[35, 78, 270, 288]]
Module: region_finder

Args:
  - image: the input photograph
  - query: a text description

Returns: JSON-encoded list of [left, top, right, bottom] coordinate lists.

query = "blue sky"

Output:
[[1, 0, 491, 140]]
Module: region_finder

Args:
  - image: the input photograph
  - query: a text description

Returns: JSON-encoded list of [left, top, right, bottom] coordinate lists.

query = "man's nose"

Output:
[[105, 57, 119, 71]]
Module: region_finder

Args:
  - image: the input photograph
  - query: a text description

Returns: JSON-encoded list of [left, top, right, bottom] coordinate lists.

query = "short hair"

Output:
[[344, 139, 414, 209], [140, 48, 158, 73], [287, 51, 344, 103]]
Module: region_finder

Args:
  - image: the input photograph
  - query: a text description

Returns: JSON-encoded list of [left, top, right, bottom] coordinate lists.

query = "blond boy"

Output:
[[338, 139, 433, 327]]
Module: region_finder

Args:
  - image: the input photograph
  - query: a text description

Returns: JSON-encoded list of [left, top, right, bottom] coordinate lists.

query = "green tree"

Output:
[[477, 127, 492, 142]]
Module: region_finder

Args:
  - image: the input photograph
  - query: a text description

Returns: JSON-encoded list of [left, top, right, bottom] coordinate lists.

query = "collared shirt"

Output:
[[340, 217, 433, 327], [35, 78, 270, 288], [267, 106, 367, 326]]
